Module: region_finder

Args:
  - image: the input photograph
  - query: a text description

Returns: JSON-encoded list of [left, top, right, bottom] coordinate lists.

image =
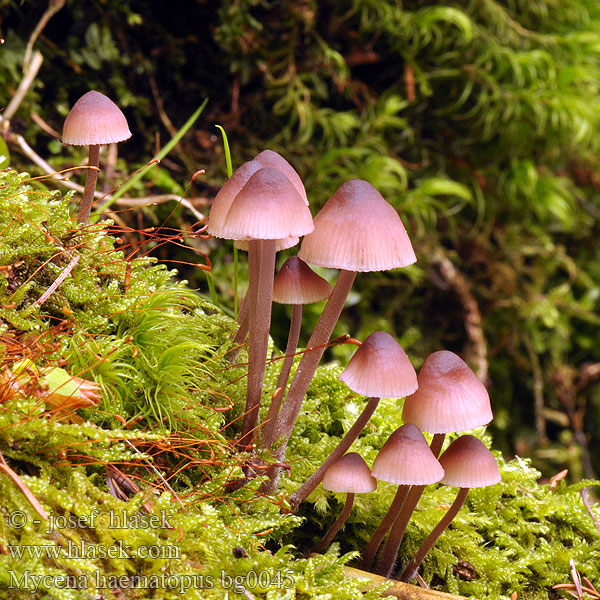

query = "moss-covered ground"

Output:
[[0, 169, 599, 599]]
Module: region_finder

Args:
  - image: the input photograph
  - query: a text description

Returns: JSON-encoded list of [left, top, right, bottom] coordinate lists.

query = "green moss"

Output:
[[1, 169, 599, 599]]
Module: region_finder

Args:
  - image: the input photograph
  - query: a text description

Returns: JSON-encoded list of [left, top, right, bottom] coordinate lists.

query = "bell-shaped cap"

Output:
[[299, 179, 416, 272], [272, 256, 332, 305], [339, 332, 417, 399], [372, 424, 444, 485], [208, 150, 307, 239], [439, 435, 501, 488], [402, 351, 493, 434], [62, 91, 131, 146], [208, 159, 263, 238], [254, 150, 307, 204], [222, 168, 313, 240], [323, 452, 377, 493]]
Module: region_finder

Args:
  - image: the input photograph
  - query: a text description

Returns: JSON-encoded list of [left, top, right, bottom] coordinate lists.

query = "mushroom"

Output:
[[399, 435, 501, 582], [219, 168, 313, 449], [62, 91, 131, 225], [312, 452, 377, 554], [261, 256, 332, 448], [289, 331, 417, 510], [377, 350, 493, 576], [362, 424, 444, 572], [208, 151, 306, 351], [268, 180, 416, 477]]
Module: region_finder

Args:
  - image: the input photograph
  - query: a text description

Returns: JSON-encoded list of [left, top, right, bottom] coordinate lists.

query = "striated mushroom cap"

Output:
[[299, 179, 416, 272], [339, 331, 417, 399], [402, 350, 493, 434], [323, 452, 377, 493], [372, 424, 444, 485], [62, 91, 131, 146], [439, 435, 501, 488], [272, 256, 332, 305]]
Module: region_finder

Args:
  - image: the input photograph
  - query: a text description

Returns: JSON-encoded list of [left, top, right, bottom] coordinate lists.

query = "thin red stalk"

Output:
[[238, 239, 276, 450], [360, 484, 410, 570], [262, 303, 302, 448], [400, 488, 469, 582], [312, 493, 355, 554], [78, 144, 100, 225], [261, 269, 357, 491], [270, 269, 357, 447], [375, 433, 445, 577], [289, 396, 380, 510]]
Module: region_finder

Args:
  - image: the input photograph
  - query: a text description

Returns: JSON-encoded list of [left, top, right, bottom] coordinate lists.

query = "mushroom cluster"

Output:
[[201, 147, 502, 583]]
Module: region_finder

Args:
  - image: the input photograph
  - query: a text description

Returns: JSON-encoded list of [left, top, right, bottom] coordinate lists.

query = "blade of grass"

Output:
[[215, 124, 238, 317], [93, 98, 209, 217]]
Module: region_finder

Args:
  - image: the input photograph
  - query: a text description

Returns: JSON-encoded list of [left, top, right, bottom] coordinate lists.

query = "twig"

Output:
[[430, 249, 488, 383], [36, 255, 80, 306], [0, 450, 49, 521], [30, 111, 61, 138], [2, 51, 44, 124], [581, 488, 600, 536], [23, 0, 65, 70]]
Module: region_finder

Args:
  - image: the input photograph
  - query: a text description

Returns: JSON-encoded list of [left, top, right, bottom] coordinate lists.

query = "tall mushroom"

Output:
[[220, 167, 313, 450], [267, 180, 416, 481], [261, 256, 332, 448], [376, 350, 493, 576], [62, 91, 131, 225], [399, 435, 501, 582], [311, 452, 377, 554], [289, 331, 417, 510]]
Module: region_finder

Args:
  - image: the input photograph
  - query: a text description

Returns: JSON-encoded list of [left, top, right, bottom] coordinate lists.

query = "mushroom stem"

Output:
[[270, 269, 357, 447], [228, 293, 249, 364], [78, 144, 100, 225], [376, 433, 446, 577], [399, 487, 469, 582], [289, 396, 380, 510], [262, 269, 357, 489], [238, 238, 276, 450], [360, 484, 410, 570], [262, 303, 303, 448], [312, 492, 355, 554]]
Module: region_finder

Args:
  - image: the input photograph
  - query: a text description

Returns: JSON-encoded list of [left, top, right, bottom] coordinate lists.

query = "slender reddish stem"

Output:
[[359, 484, 410, 570], [78, 144, 100, 225], [228, 293, 249, 364], [238, 238, 276, 450], [262, 303, 303, 448], [289, 396, 380, 510], [270, 269, 357, 447], [375, 433, 446, 576], [312, 493, 355, 554], [261, 269, 357, 491], [399, 488, 469, 582]]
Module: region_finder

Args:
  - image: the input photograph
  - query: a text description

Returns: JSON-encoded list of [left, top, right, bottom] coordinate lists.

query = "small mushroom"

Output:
[[289, 331, 417, 510], [312, 452, 376, 554], [399, 435, 501, 582], [62, 91, 131, 225], [366, 424, 444, 573]]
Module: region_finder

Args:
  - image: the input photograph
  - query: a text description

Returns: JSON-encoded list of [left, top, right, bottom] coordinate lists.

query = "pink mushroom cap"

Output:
[[339, 331, 417, 399], [299, 179, 416, 272], [272, 256, 333, 305], [323, 452, 377, 493], [62, 91, 131, 146], [402, 350, 493, 434], [438, 435, 501, 488], [371, 424, 444, 485]]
